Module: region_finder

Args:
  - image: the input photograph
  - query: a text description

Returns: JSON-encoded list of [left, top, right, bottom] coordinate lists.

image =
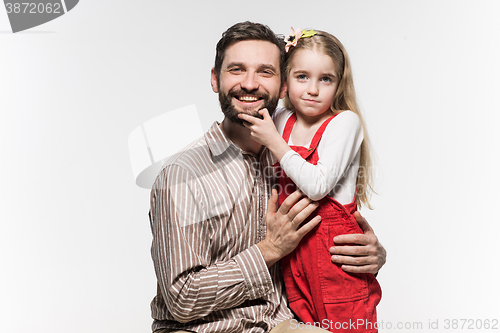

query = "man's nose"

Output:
[[240, 72, 259, 91]]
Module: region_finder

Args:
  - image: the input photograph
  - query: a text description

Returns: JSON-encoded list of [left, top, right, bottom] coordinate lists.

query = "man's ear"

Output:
[[279, 79, 287, 99], [210, 68, 219, 93]]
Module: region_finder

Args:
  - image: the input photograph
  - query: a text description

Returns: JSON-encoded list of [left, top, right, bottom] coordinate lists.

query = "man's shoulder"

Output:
[[159, 132, 212, 177], [166, 135, 210, 168], [153, 122, 231, 186]]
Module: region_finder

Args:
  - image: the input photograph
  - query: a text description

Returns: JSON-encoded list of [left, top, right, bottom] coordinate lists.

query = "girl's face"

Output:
[[286, 48, 338, 119]]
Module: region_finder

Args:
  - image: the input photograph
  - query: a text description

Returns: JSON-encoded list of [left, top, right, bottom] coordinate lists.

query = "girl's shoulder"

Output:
[[333, 110, 359, 121], [322, 110, 363, 138], [273, 107, 294, 120], [329, 110, 361, 129], [273, 107, 294, 134]]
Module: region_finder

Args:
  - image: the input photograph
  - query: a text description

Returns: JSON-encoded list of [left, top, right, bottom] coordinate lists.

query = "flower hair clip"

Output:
[[284, 27, 317, 52]]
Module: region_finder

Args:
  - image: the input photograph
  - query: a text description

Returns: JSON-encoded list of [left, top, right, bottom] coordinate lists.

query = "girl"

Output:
[[238, 29, 381, 332]]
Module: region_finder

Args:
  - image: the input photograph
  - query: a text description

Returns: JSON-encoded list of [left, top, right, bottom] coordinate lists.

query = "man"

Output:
[[149, 21, 386, 333]]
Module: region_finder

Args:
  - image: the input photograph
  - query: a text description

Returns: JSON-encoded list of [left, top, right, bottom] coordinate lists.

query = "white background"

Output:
[[1, 1, 499, 332]]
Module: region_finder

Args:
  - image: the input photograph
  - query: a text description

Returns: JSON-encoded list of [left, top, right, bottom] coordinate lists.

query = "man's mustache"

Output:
[[228, 89, 267, 98]]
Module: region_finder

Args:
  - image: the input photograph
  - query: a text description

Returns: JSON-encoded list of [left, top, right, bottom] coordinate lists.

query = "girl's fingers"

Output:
[[260, 108, 271, 120], [238, 113, 256, 124]]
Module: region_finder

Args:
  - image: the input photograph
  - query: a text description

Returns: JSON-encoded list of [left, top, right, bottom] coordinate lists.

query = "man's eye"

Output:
[[261, 70, 274, 77], [229, 68, 242, 73]]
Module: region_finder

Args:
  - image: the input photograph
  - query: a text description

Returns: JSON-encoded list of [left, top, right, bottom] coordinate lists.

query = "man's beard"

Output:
[[218, 88, 280, 126]]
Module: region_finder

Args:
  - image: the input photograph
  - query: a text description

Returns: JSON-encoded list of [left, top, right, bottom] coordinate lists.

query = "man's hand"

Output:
[[329, 212, 386, 274], [258, 189, 321, 268]]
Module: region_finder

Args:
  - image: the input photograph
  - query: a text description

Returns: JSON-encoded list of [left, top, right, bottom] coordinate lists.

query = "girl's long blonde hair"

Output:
[[284, 30, 375, 209]]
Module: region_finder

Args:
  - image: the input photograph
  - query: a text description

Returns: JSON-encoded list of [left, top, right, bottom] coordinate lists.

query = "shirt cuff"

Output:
[[234, 244, 274, 300]]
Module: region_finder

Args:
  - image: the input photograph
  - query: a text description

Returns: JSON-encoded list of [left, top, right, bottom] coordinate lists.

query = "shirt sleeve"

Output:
[[149, 164, 274, 323], [279, 111, 364, 201]]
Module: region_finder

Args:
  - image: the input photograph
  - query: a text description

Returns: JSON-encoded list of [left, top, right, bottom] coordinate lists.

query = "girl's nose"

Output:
[[307, 82, 319, 96]]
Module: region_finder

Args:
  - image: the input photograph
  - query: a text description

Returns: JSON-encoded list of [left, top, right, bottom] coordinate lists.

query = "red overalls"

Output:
[[277, 113, 382, 332]]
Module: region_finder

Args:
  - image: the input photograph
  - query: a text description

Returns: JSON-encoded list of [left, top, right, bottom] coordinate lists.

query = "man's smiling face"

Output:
[[211, 40, 286, 126]]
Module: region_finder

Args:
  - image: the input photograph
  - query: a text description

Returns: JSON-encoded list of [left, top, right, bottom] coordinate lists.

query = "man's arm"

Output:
[[150, 166, 320, 323], [151, 165, 269, 323], [329, 212, 386, 274]]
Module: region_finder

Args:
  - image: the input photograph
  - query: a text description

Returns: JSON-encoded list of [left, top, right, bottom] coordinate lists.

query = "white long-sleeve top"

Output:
[[274, 107, 364, 204]]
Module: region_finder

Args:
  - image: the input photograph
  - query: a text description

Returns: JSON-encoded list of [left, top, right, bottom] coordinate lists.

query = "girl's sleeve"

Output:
[[272, 107, 291, 134], [279, 111, 363, 201]]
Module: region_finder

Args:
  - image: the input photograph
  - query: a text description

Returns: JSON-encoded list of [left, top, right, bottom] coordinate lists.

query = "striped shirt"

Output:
[[149, 122, 293, 333]]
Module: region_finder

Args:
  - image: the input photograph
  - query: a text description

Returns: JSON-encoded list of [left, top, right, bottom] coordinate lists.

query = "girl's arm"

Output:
[[238, 108, 292, 161], [280, 111, 363, 201], [239, 109, 363, 202]]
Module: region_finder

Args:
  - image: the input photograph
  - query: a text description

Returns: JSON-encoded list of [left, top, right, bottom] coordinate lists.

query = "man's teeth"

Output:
[[238, 96, 259, 102]]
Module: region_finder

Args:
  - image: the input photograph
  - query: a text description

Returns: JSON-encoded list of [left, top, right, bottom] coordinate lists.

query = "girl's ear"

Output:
[[210, 68, 219, 93], [279, 80, 287, 99]]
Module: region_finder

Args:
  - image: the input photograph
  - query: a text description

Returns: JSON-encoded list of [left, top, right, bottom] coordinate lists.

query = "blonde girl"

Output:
[[239, 28, 381, 332]]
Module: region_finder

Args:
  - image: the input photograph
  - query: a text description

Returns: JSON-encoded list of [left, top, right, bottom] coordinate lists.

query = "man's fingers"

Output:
[[330, 251, 379, 274], [296, 215, 321, 237], [267, 189, 278, 216], [288, 196, 318, 220], [333, 233, 370, 246], [290, 200, 319, 227], [327, 213, 385, 274], [330, 242, 370, 256], [331, 251, 374, 265], [353, 211, 373, 234], [338, 264, 379, 275], [277, 190, 304, 215]]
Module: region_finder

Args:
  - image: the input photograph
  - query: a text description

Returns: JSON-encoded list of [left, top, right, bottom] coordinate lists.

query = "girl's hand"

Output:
[[238, 109, 292, 161], [238, 108, 281, 147]]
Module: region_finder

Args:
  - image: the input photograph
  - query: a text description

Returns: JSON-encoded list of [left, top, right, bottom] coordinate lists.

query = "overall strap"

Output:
[[308, 113, 339, 150], [281, 113, 297, 143]]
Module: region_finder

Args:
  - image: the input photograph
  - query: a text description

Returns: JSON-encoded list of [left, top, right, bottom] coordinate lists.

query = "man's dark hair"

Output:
[[214, 21, 286, 84]]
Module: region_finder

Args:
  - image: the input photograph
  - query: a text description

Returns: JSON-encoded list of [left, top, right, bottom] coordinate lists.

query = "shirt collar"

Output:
[[205, 121, 236, 157], [205, 121, 268, 161]]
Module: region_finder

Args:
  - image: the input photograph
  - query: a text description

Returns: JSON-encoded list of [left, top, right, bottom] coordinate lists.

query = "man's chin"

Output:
[[224, 105, 263, 126], [219, 91, 278, 125], [226, 112, 261, 127], [232, 102, 263, 117], [238, 109, 263, 120]]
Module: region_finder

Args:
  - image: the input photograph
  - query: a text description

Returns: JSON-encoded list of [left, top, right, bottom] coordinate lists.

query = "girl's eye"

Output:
[[297, 74, 307, 80], [321, 77, 332, 83]]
